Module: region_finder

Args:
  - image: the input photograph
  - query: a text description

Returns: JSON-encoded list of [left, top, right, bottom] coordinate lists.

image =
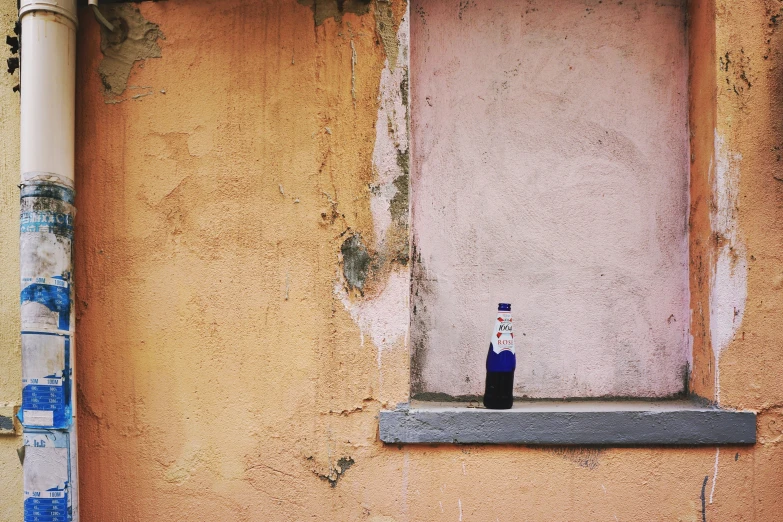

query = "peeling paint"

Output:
[[375, 1, 401, 69], [98, 4, 164, 101], [710, 132, 747, 404], [369, 7, 409, 261], [336, 269, 408, 356], [336, 3, 410, 363], [313, 456, 354, 487]]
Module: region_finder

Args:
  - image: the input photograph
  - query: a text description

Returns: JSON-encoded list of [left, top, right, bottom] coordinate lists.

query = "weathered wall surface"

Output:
[[1, 0, 783, 520], [73, 0, 412, 519], [410, 0, 690, 399], [711, 0, 783, 413]]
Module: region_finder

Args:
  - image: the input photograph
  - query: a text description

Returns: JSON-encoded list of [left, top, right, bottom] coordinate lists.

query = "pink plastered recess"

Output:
[[411, 0, 690, 398]]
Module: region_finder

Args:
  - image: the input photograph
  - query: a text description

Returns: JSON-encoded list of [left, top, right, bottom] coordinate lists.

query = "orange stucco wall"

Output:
[[2, 0, 783, 520]]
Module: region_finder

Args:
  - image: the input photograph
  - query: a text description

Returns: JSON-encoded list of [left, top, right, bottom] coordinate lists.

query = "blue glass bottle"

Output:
[[483, 303, 515, 409]]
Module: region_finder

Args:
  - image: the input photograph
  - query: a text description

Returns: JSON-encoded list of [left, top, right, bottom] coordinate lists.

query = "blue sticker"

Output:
[[20, 333, 71, 430], [24, 488, 68, 522], [20, 280, 71, 331]]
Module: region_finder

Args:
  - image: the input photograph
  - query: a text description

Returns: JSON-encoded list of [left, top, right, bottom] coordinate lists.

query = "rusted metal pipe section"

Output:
[[18, 0, 79, 520]]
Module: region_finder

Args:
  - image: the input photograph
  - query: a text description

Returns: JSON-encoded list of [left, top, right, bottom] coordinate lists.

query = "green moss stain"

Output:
[[341, 234, 371, 293], [389, 150, 409, 227]]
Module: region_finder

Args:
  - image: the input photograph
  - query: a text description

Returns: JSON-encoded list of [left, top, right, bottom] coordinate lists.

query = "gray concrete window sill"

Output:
[[379, 400, 756, 446]]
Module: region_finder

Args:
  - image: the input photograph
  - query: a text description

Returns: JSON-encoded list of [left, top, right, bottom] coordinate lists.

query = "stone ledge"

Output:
[[379, 400, 756, 445]]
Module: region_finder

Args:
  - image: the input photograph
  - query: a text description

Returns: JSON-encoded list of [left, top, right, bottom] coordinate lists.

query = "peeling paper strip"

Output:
[[23, 429, 76, 522], [20, 332, 72, 430]]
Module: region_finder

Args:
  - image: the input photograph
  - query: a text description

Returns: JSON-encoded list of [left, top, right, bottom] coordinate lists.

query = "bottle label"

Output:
[[492, 311, 515, 354]]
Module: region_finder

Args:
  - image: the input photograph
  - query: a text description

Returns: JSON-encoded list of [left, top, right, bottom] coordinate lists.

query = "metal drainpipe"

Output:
[[17, 1, 80, 521]]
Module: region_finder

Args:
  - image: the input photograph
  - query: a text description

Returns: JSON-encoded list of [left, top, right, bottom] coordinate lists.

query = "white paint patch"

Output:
[[710, 132, 747, 404], [336, 270, 409, 357], [710, 447, 720, 504], [339, 8, 411, 366], [370, 9, 409, 248], [458, 498, 463, 521]]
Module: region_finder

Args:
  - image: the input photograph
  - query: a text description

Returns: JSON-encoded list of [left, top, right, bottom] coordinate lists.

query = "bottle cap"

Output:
[[498, 303, 511, 311]]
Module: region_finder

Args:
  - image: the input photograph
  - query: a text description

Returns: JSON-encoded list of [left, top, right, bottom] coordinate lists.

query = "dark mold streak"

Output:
[[341, 234, 371, 293], [298, 0, 372, 26], [410, 243, 433, 395], [701, 475, 708, 522]]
